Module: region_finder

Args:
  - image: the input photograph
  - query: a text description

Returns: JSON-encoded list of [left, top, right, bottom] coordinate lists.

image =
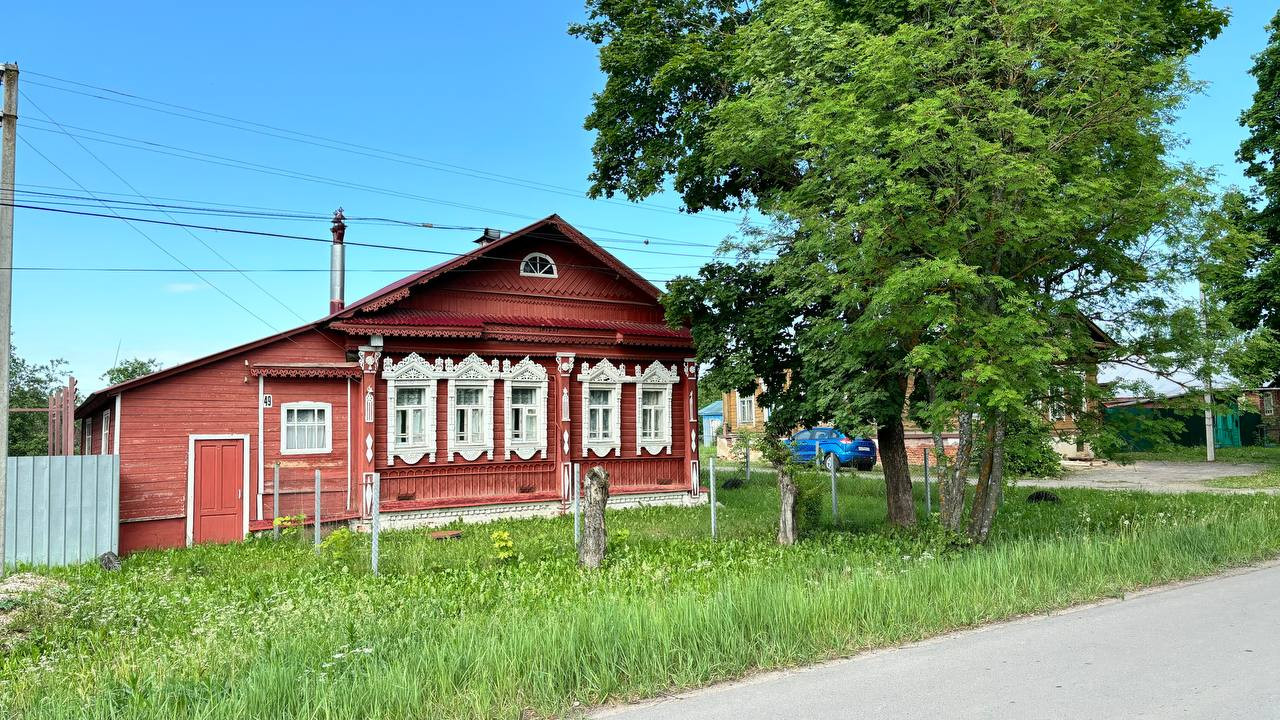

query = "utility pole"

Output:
[[0, 63, 18, 574], [1199, 284, 1215, 463]]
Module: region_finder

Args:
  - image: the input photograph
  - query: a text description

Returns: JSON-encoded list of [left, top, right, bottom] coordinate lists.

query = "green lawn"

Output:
[[4, 471, 1280, 719], [1204, 467, 1280, 489], [1113, 445, 1280, 465]]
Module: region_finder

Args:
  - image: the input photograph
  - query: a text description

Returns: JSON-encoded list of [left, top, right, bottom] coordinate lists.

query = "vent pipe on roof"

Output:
[[474, 227, 502, 245], [330, 208, 346, 314]]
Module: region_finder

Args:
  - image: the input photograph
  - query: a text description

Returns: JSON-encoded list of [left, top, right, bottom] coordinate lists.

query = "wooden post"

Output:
[[579, 465, 609, 568]]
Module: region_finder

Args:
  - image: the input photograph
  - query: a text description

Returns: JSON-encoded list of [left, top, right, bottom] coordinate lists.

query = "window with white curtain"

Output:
[[640, 389, 666, 441], [394, 388, 430, 447], [510, 387, 540, 443], [281, 402, 331, 454], [454, 387, 486, 445], [588, 388, 614, 442]]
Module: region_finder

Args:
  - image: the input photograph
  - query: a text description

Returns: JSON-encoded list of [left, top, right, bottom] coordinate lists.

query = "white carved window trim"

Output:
[[633, 361, 678, 455], [519, 252, 557, 278], [444, 353, 499, 462], [502, 357, 549, 461], [101, 409, 110, 453], [280, 401, 333, 455], [382, 352, 440, 465], [578, 359, 626, 458]]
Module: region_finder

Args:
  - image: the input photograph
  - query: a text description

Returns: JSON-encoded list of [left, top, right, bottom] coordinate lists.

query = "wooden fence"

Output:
[[4, 455, 119, 568]]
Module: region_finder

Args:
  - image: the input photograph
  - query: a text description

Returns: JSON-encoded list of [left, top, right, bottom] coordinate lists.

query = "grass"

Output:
[[1113, 445, 1280, 465], [1204, 466, 1280, 490], [4, 470, 1280, 719]]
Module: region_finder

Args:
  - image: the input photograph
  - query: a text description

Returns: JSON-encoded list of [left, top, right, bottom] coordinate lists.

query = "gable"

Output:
[[335, 215, 670, 326]]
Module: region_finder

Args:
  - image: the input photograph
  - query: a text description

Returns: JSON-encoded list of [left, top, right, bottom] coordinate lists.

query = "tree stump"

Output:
[[579, 465, 610, 568], [777, 463, 797, 545]]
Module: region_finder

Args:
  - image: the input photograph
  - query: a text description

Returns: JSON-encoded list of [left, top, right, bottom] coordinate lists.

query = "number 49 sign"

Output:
[[263, 394, 273, 408]]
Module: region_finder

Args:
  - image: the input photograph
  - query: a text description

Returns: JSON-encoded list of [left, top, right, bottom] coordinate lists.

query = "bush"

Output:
[[793, 472, 824, 536], [976, 415, 1063, 478]]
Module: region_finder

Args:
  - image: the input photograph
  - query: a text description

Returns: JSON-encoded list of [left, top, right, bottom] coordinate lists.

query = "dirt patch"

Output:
[[0, 572, 67, 639], [1024, 461, 1277, 495]]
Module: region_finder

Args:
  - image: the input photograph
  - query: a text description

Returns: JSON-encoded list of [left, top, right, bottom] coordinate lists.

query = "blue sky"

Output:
[[4, 2, 1274, 392]]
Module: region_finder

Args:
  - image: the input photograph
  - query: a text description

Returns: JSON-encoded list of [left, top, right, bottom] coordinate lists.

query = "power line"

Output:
[[22, 92, 312, 324], [1, 265, 684, 282], [6, 201, 722, 260], [19, 117, 730, 250], [18, 138, 288, 332], [23, 72, 759, 229]]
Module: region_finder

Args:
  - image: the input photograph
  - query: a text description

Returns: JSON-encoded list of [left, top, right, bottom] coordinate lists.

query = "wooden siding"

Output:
[[115, 329, 346, 551]]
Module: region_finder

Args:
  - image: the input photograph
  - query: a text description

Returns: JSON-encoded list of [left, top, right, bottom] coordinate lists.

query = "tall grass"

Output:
[[4, 473, 1279, 719]]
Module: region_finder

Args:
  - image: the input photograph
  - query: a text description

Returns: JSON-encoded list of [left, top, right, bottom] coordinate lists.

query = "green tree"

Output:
[[8, 343, 73, 456], [102, 357, 162, 386], [577, 0, 1226, 540], [1216, 9, 1280, 384]]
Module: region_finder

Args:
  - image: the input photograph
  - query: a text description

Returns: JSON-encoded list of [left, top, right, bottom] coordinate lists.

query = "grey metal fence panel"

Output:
[[4, 455, 119, 568]]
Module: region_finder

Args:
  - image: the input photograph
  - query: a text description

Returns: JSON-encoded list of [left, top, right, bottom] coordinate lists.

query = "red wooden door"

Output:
[[193, 439, 244, 544]]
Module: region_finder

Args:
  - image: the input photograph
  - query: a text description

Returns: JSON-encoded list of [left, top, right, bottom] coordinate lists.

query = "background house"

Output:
[[698, 400, 722, 447]]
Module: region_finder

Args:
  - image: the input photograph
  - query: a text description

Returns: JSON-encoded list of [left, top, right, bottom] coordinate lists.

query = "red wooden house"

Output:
[[75, 214, 701, 553]]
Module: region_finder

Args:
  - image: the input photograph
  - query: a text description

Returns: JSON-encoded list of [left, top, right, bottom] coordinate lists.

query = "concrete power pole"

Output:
[[1199, 284, 1215, 463], [0, 63, 17, 574]]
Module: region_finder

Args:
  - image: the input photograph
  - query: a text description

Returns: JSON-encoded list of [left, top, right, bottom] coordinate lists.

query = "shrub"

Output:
[[490, 530, 516, 563], [793, 472, 824, 536], [320, 528, 359, 563]]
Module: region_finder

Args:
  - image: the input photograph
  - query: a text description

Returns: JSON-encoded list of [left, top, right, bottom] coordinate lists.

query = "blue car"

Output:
[[785, 427, 877, 471]]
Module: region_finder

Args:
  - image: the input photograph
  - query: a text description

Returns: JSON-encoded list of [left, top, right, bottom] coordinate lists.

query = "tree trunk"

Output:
[[579, 465, 610, 568], [777, 461, 797, 545], [967, 414, 1007, 543], [940, 411, 973, 532], [879, 417, 916, 527]]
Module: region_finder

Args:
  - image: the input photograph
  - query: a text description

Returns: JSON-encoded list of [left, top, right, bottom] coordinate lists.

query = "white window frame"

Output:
[[101, 409, 110, 454], [633, 360, 678, 455], [1265, 392, 1275, 417], [503, 356, 549, 460], [382, 352, 440, 465], [519, 252, 557, 278], [736, 393, 755, 428], [578, 359, 625, 458], [444, 354, 498, 462], [392, 386, 432, 454], [279, 401, 333, 455], [83, 416, 93, 455]]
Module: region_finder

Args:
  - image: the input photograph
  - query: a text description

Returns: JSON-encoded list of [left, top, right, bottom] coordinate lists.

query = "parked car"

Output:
[[784, 427, 877, 471]]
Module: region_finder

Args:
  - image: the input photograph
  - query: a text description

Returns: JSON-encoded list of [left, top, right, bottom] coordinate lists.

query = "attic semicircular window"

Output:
[[520, 252, 557, 278]]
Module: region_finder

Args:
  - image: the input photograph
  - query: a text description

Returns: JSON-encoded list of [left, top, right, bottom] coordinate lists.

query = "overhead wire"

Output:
[[21, 92, 314, 324], [22, 71, 758, 229]]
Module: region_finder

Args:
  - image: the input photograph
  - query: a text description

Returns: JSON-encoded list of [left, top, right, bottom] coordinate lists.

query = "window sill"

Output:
[[280, 448, 332, 456]]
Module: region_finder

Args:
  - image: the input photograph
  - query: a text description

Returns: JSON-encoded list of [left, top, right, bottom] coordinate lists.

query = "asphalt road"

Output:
[[593, 562, 1280, 720]]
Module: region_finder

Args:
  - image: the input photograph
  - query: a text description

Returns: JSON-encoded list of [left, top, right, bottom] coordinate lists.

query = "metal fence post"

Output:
[[923, 451, 932, 516], [709, 455, 718, 540], [815, 439, 821, 469], [744, 436, 751, 484], [830, 453, 838, 524], [314, 468, 322, 551], [371, 472, 380, 576], [572, 462, 581, 547], [272, 463, 280, 540]]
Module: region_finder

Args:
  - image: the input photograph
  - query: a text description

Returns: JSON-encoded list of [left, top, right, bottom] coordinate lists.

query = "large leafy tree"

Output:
[[1216, 9, 1280, 382], [576, 0, 1226, 540]]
